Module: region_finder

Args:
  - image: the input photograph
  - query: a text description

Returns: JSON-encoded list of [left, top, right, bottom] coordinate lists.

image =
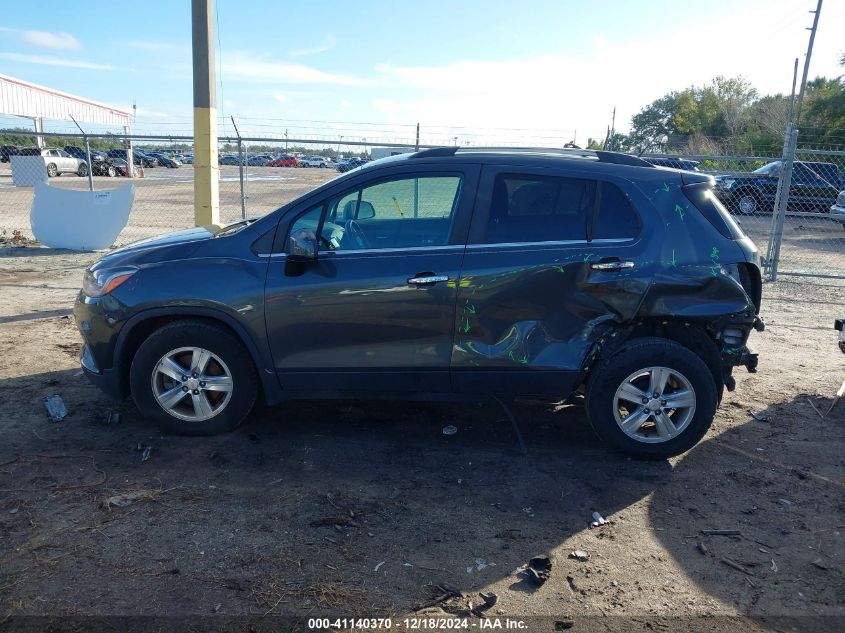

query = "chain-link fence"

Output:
[[1, 129, 842, 279]]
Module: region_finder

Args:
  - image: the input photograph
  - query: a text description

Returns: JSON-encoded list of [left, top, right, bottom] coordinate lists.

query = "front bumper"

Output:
[[829, 204, 845, 224], [74, 291, 125, 400]]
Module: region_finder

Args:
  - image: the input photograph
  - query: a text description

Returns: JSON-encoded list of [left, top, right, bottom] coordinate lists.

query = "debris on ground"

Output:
[[479, 592, 497, 607], [101, 489, 162, 509], [569, 550, 590, 562], [373, 561, 385, 572], [589, 511, 609, 528], [43, 395, 67, 422], [0, 229, 35, 246], [442, 425, 458, 436], [310, 516, 358, 528], [720, 556, 755, 576], [811, 559, 829, 571], [749, 410, 770, 422], [555, 620, 574, 630], [411, 584, 462, 611], [522, 556, 552, 585], [104, 410, 121, 424], [771, 559, 778, 572], [696, 542, 709, 555], [466, 558, 494, 573], [700, 529, 742, 536], [141, 446, 152, 462]]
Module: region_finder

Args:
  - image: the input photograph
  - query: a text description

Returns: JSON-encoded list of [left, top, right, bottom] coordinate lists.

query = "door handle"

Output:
[[590, 260, 635, 271], [407, 274, 449, 286]]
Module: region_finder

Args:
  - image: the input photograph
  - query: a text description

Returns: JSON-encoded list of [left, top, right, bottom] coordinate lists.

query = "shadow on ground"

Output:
[[0, 369, 842, 632]]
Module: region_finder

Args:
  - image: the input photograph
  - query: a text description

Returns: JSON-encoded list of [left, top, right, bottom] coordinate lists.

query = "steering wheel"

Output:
[[345, 219, 370, 249]]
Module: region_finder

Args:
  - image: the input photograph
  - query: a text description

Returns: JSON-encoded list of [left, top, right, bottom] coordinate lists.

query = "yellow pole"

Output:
[[191, 0, 219, 226]]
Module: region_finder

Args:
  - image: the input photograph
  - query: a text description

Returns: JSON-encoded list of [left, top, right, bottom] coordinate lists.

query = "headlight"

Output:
[[720, 179, 736, 189], [83, 267, 137, 297]]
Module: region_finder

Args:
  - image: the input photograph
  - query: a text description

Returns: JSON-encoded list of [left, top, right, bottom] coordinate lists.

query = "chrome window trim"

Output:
[[465, 238, 632, 250], [318, 244, 466, 256]]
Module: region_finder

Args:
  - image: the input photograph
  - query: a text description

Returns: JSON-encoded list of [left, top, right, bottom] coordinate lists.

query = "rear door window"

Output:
[[592, 182, 641, 240], [484, 174, 591, 243]]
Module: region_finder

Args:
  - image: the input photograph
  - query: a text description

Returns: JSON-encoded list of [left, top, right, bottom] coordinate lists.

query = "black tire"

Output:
[[77, 163, 88, 177], [106, 166, 116, 178], [129, 320, 259, 436], [585, 337, 718, 459], [46, 163, 57, 178]]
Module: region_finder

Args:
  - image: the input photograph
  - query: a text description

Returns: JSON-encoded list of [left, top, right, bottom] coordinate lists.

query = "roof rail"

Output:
[[410, 146, 653, 168]]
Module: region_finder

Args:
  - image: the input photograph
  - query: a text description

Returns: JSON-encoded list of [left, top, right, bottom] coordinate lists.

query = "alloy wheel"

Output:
[[150, 346, 233, 422], [612, 366, 696, 444]]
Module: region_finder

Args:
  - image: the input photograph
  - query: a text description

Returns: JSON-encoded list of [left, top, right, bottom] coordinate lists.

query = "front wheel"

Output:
[[585, 337, 718, 459], [129, 320, 258, 435], [735, 190, 761, 215], [77, 163, 88, 177], [106, 166, 116, 178], [46, 163, 58, 177]]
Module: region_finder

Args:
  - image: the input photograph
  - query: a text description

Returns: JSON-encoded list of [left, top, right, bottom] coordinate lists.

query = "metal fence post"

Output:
[[70, 115, 94, 192], [765, 124, 798, 282], [230, 116, 247, 219]]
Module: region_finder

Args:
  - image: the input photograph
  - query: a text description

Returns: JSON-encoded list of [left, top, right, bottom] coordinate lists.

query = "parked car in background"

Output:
[[643, 157, 701, 171], [246, 154, 273, 166], [268, 154, 299, 167], [148, 152, 181, 168], [177, 154, 193, 164], [219, 154, 241, 165], [19, 147, 88, 177], [298, 155, 331, 168], [107, 149, 159, 168], [336, 157, 367, 172], [714, 160, 842, 215], [830, 190, 845, 230], [91, 157, 129, 177], [74, 147, 763, 459], [0, 145, 20, 162], [63, 146, 89, 161]]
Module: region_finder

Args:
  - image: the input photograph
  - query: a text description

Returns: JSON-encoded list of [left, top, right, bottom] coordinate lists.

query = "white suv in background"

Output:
[[830, 190, 845, 231], [20, 147, 88, 177], [299, 155, 332, 168]]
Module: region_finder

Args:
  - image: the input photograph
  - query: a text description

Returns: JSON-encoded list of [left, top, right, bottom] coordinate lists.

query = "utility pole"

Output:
[[795, 0, 823, 126], [192, 0, 219, 226], [415, 123, 420, 152]]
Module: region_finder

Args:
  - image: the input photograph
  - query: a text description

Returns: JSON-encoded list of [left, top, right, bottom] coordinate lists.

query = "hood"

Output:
[[93, 226, 216, 270]]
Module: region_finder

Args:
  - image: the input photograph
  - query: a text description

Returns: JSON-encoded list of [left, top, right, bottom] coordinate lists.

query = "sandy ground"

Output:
[[0, 241, 842, 632]]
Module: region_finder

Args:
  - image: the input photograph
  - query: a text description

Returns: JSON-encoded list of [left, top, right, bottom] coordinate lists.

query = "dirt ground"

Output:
[[0, 243, 843, 632]]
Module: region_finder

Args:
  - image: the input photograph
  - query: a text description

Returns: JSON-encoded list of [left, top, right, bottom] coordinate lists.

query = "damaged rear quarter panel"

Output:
[[450, 168, 660, 396]]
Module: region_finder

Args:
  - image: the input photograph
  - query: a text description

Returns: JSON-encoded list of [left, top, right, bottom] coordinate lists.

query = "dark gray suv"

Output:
[[74, 148, 763, 458]]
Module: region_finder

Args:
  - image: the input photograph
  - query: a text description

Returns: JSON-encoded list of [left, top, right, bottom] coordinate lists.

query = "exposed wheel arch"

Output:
[[591, 319, 724, 402], [114, 308, 282, 405]]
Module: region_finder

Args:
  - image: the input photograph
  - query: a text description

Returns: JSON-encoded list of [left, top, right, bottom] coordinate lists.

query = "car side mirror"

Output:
[[287, 228, 317, 260], [357, 201, 376, 220]]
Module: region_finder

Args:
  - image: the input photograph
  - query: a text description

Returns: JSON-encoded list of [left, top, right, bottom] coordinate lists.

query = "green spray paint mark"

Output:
[[508, 350, 516, 362], [674, 204, 685, 220], [519, 354, 529, 365], [555, 265, 566, 273], [710, 246, 719, 259], [669, 249, 677, 268], [583, 253, 596, 262], [465, 302, 476, 314], [462, 317, 471, 333]]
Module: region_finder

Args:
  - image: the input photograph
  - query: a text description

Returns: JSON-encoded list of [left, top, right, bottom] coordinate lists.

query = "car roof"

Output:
[[355, 147, 659, 176]]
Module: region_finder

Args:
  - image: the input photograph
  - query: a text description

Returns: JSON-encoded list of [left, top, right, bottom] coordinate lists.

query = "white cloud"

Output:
[[222, 52, 359, 86], [22, 30, 81, 50], [0, 52, 127, 71], [289, 36, 336, 58], [274, 93, 288, 103]]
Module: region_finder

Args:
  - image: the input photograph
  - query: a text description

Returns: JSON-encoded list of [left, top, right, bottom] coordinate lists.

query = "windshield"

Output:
[[753, 162, 781, 175]]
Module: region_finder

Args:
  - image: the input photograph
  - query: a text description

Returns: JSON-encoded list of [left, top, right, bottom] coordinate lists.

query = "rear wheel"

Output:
[[129, 320, 258, 435], [77, 163, 88, 177], [585, 337, 718, 459], [106, 165, 116, 178]]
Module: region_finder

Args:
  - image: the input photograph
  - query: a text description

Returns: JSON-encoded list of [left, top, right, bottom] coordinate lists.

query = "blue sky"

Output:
[[1, 0, 843, 145]]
